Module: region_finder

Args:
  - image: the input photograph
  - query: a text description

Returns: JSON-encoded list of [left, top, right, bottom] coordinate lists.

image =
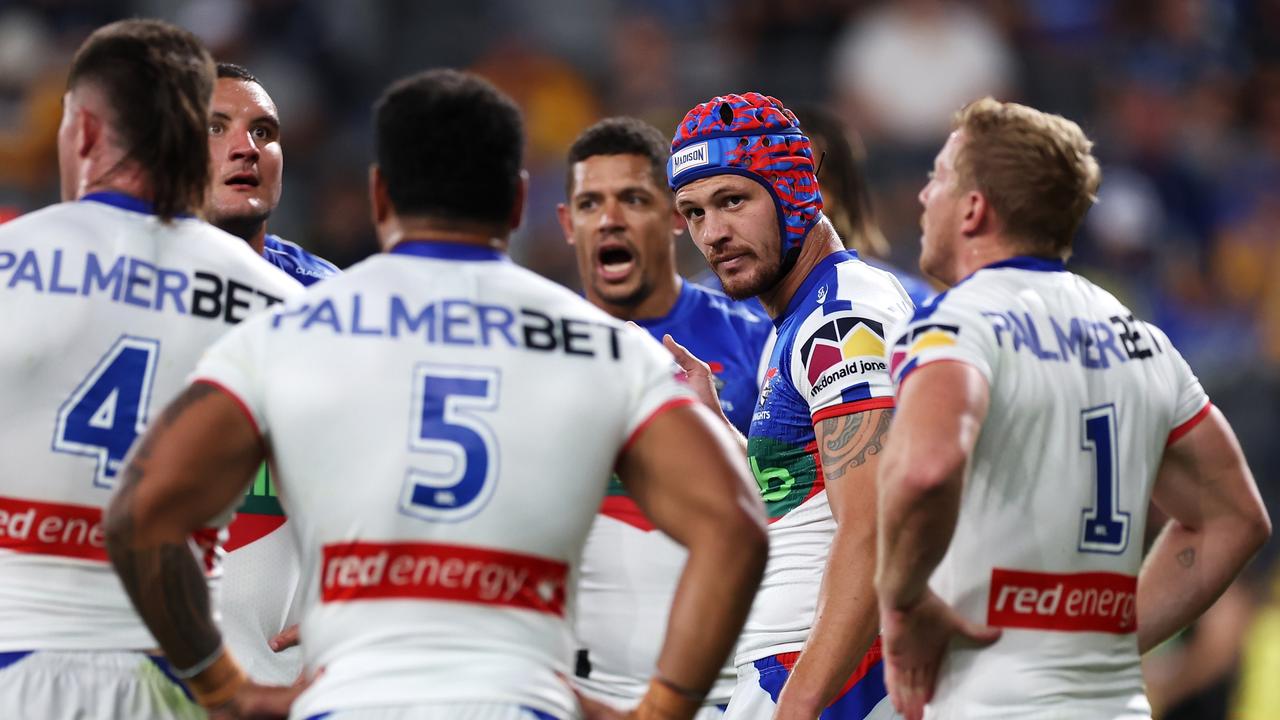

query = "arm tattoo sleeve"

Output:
[[818, 408, 893, 483], [105, 383, 224, 670]]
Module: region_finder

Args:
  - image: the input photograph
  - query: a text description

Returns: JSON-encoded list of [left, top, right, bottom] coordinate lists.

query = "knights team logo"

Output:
[[800, 315, 887, 398]]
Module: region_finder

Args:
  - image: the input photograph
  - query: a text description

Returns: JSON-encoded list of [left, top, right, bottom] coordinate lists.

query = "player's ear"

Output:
[[960, 190, 987, 237], [556, 201, 574, 245], [369, 164, 389, 226], [76, 106, 102, 159], [508, 169, 529, 232]]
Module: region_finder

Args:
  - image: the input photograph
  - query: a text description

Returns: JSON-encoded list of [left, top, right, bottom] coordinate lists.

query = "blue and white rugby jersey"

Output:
[[263, 234, 340, 287], [0, 192, 301, 652], [573, 279, 771, 708], [738, 249, 913, 665], [192, 240, 695, 719], [221, 234, 339, 683], [885, 256, 1209, 718]]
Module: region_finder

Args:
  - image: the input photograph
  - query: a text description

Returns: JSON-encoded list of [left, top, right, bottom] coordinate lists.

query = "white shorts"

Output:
[[571, 685, 727, 720], [0, 650, 203, 719], [724, 649, 898, 720], [298, 705, 565, 720]]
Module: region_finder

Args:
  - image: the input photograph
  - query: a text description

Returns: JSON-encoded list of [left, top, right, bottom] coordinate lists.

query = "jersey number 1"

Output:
[[52, 336, 160, 488], [400, 365, 500, 522], [1078, 405, 1131, 554]]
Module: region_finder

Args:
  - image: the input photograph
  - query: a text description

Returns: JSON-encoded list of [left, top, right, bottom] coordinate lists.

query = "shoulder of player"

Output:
[[680, 281, 772, 341], [264, 234, 341, 277]]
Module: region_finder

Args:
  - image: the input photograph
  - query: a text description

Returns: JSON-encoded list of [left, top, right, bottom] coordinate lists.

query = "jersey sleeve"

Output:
[[788, 303, 902, 422], [886, 292, 998, 391], [189, 310, 274, 436], [618, 324, 698, 452], [1146, 322, 1211, 444]]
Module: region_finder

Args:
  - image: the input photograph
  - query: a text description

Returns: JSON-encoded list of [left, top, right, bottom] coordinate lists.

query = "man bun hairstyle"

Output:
[[67, 19, 215, 222], [952, 97, 1101, 259], [374, 69, 524, 226]]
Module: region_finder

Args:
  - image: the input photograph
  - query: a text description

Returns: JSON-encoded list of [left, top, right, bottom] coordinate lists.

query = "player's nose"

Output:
[[228, 129, 260, 161], [597, 197, 626, 231]]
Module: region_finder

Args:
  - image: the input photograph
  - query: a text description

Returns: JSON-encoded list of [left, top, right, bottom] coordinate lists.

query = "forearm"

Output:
[[876, 456, 962, 610], [779, 524, 880, 713], [105, 481, 223, 670], [655, 521, 766, 696], [1136, 517, 1263, 654]]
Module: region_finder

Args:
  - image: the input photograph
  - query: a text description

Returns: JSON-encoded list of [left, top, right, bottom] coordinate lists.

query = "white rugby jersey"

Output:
[[740, 250, 912, 664], [191, 240, 695, 719], [0, 193, 300, 652], [886, 256, 1210, 718]]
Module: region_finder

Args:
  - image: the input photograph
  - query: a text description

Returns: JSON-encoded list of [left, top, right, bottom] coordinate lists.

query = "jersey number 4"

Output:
[[1078, 404, 1131, 554], [52, 336, 161, 489], [400, 364, 501, 523]]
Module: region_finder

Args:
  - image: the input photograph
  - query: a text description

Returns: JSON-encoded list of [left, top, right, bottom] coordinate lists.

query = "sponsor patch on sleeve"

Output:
[[799, 314, 888, 401], [889, 322, 960, 384]]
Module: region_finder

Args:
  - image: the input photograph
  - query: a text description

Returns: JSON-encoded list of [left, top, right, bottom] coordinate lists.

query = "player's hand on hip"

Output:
[[881, 590, 1000, 720], [269, 624, 299, 652], [661, 333, 727, 422], [573, 687, 630, 719], [207, 677, 310, 720]]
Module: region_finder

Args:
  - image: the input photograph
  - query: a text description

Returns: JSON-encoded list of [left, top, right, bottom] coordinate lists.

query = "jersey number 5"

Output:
[[52, 336, 161, 489], [400, 365, 500, 523], [1078, 404, 1131, 554]]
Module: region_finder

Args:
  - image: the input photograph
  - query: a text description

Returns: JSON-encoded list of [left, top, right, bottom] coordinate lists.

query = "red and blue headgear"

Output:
[[667, 92, 824, 263]]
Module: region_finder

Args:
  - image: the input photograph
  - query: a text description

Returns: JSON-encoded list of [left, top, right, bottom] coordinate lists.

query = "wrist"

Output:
[[632, 675, 704, 720], [181, 648, 246, 709]]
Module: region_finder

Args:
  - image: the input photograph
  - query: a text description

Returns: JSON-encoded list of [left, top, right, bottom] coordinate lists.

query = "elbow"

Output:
[[1247, 504, 1272, 555], [894, 455, 965, 499]]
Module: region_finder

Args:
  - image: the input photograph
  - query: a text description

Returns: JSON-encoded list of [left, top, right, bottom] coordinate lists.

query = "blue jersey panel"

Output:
[[264, 234, 341, 287], [636, 280, 770, 434]]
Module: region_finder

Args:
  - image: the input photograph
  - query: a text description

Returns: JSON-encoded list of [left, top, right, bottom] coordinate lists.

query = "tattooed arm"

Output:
[[105, 382, 298, 715], [771, 405, 895, 719], [1136, 406, 1270, 653]]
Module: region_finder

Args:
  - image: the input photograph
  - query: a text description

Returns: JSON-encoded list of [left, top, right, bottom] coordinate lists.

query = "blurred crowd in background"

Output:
[[1, 0, 1278, 716]]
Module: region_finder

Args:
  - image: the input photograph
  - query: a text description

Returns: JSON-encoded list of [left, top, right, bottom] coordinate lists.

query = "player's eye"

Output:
[[576, 198, 597, 211], [208, 122, 223, 136], [252, 126, 273, 141], [724, 196, 744, 209], [682, 207, 704, 221], [625, 193, 648, 206]]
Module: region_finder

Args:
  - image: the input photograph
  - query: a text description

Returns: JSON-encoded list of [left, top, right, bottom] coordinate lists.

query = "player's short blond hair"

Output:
[[952, 97, 1101, 259]]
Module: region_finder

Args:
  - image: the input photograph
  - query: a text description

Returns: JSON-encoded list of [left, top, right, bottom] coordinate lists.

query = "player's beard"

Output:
[[718, 252, 785, 301], [210, 209, 271, 245], [593, 273, 654, 311]]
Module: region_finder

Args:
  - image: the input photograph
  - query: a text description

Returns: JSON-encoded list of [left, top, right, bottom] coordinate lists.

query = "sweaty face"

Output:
[[918, 130, 966, 285], [564, 154, 678, 309], [205, 78, 282, 230], [676, 174, 783, 300]]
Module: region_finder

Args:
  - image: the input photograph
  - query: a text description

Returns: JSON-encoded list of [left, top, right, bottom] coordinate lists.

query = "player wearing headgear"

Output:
[[875, 97, 1271, 719], [205, 60, 339, 685], [667, 93, 911, 719], [0, 19, 302, 718], [559, 117, 772, 716], [104, 69, 768, 720]]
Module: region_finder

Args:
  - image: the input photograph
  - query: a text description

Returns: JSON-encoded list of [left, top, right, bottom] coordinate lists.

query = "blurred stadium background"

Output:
[[0, 0, 1277, 716]]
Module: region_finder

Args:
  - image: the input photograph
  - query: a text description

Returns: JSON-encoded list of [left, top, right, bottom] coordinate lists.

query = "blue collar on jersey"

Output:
[[388, 240, 506, 262], [776, 249, 858, 327], [80, 191, 194, 218], [982, 255, 1066, 273]]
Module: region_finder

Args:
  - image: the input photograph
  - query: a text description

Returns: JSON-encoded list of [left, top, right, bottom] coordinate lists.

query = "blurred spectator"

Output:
[[830, 0, 1015, 145]]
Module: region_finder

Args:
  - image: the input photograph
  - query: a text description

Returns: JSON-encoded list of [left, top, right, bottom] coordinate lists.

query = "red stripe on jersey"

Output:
[[599, 495, 655, 532], [775, 635, 884, 701], [189, 527, 224, 575], [810, 396, 895, 425], [1167, 402, 1212, 447], [0, 495, 107, 561], [616, 396, 698, 461], [320, 541, 569, 616], [987, 568, 1137, 634], [225, 513, 288, 552]]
